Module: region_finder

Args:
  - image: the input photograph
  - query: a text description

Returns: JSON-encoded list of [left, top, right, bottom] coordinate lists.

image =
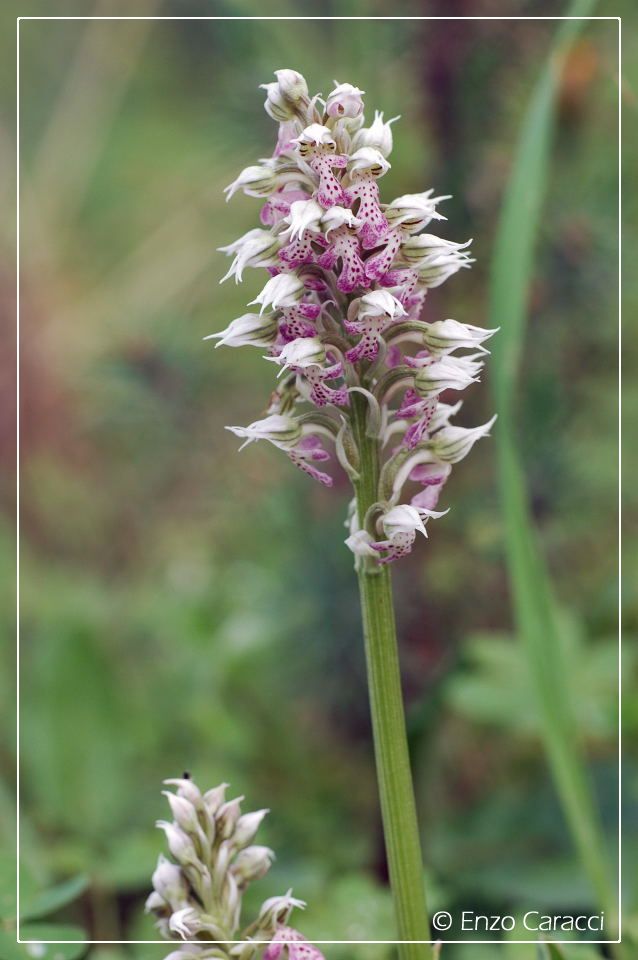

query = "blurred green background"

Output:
[[4, 4, 635, 960]]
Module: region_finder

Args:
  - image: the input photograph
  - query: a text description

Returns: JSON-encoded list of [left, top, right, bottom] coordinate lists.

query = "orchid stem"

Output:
[[351, 393, 432, 960]]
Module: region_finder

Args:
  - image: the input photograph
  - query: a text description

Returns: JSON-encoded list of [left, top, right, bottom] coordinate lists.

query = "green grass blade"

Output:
[[488, 0, 618, 925]]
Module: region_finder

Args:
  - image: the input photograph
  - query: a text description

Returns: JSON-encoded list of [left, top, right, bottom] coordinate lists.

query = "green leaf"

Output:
[[20, 876, 89, 923]]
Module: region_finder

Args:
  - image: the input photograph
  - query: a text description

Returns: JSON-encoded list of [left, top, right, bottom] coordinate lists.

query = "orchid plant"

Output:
[[147, 776, 326, 960], [152, 71, 496, 960]]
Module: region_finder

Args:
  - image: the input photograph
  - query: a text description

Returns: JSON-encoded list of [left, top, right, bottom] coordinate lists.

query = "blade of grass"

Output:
[[488, 0, 619, 936]]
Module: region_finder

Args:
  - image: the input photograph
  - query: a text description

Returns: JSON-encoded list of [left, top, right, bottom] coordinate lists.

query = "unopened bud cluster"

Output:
[[213, 70, 497, 564], [147, 776, 324, 960]]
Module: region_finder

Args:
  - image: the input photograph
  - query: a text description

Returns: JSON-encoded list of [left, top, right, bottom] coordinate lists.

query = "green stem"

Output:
[[351, 394, 432, 960]]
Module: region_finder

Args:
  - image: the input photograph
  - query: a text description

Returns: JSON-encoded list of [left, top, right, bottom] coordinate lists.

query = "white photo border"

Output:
[[15, 13, 623, 949]]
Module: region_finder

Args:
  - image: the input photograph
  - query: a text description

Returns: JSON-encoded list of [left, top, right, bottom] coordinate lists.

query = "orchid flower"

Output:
[[368, 504, 449, 565]]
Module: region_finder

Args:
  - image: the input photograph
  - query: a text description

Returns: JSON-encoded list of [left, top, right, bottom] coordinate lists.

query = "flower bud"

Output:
[[262, 71, 309, 122], [163, 776, 202, 807], [274, 69, 309, 104], [203, 782, 228, 814], [156, 821, 201, 869], [217, 796, 244, 840], [232, 845, 275, 885], [224, 161, 278, 201], [220, 870, 241, 922], [233, 808, 269, 848], [227, 415, 303, 452], [151, 855, 188, 906], [162, 792, 202, 836], [414, 355, 482, 397], [145, 890, 168, 913], [325, 81, 365, 119], [206, 313, 278, 349], [261, 83, 296, 122], [429, 416, 497, 463], [347, 147, 390, 178], [352, 110, 399, 157]]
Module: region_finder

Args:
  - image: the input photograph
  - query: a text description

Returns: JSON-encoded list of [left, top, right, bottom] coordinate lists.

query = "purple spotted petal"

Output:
[[310, 154, 348, 208], [363, 230, 401, 282], [343, 176, 389, 249]]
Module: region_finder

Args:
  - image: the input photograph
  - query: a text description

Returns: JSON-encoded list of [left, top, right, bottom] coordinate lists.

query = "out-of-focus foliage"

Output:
[[3, 2, 635, 958], [447, 614, 625, 740], [488, 1, 617, 930]]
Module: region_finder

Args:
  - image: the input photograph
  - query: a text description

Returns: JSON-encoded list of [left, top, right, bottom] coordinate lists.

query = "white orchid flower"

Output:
[[293, 124, 336, 156], [355, 289, 407, 321], [421, 318, 499, 355], [382, 504, 429, 539], [218, 229, 281, 283], [283, 198, 325, 240], [416, 251, 474, 288], [249, 273, 305, 313], [205, 313, 278, 349], [224, 160, 278, 201], [344, 528, 379, 558], [400, 233, 472, 265], [257, 892, 307, 930], [347, 146, 391, 178], [429, 416, 498, 463], [320, 205, 361, 235], [226, 414, 303, 452], [384, 190, 450, 231], [414, 354, 483, 397], [265, 337, 326, 376]]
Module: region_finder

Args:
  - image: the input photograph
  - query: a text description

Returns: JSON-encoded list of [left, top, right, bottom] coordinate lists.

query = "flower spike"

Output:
[[147, 776, 325, 960], [211, 69, 496, 565]]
